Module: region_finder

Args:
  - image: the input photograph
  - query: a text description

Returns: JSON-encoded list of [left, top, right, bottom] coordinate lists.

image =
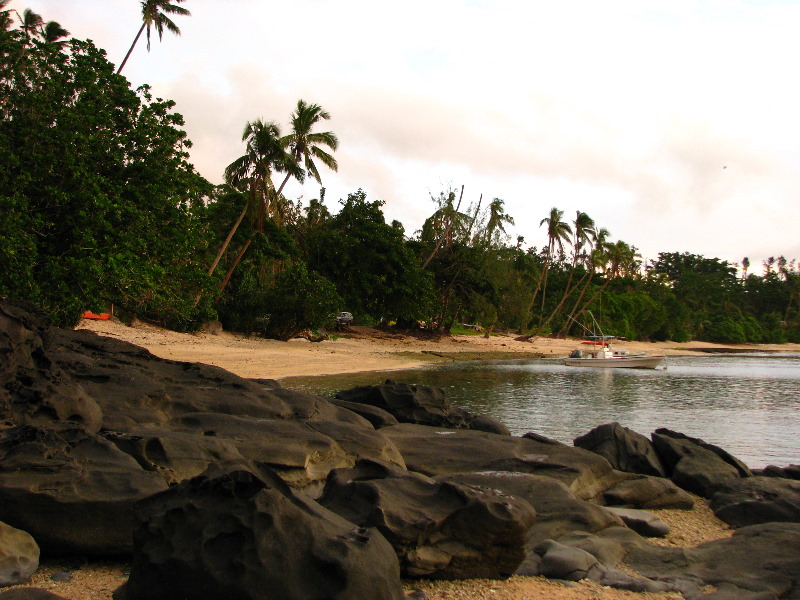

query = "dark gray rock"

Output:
[[710, 476, 800, 527], [319, 460, 535, 579], [0, 301, 103, 433], [574, 422, 666, 477], [653, 428, 752, 477], [0, 521, 39, 586], [626, 522, 800, 600], [381, 423, 625, 501], [434, 472, 623, 545], [163, 412, 405, 493], [534, 539, 602, 581], [335, 381, 509, 434], [601, 474, 695, 509], [651, 430, 744, 497], [602, 507, 669, 537], [126, 466, 404, 600], [0, 425, 167, 555], [757, 464, 800, 480], [330, 398, 399, 428]]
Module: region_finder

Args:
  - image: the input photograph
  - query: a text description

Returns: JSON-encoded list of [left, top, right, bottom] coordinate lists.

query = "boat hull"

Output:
[[564, 355, 665, 369]]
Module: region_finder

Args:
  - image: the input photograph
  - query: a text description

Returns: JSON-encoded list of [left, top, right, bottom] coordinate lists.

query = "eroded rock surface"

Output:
[[319, 460, 535, 579], [125, 466, 404, 600]]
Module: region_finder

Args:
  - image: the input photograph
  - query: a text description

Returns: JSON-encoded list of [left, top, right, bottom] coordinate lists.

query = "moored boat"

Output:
[[564, 342, 665, 369]]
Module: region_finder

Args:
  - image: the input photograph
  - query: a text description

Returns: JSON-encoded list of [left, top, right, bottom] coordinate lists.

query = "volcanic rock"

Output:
[[710, 476, 800, 527], [319, 460, 535, 579], [0, 521, 39, 586], [381, 423, 624, 501], [574, 422, 666, 477], [0, 425, 167, 555], [651, 429, 748, 497], [335, 381, 509, 434], [125, 465, 404, 600]]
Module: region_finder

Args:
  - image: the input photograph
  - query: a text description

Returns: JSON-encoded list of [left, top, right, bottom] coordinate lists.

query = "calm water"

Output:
[[283, 354, 800, 469]]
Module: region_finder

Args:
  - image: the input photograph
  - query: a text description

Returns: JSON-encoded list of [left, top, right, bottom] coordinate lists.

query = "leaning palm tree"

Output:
[[484, 198, 515, 245], [117, 0, 190, 74], [557, 226, 610, 337], [537, 207, 572, 314], [16, 8, 42, 41], [275, 100, 339, 198], [213, 119, 302, 291], [41, 20, 70, 46], [537, 211, 595, 334]]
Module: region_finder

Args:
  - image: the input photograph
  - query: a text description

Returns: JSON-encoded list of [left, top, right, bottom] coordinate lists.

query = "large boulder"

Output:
[[381, 423, 623, 501], [574, 423, 666, 477], [651, 429, 748, 497], [335, 381, 509, 434], [757, 464, 800, 480], [626, 522, 800, 600], [433, 472, 623, 546], [710, 476, 800, 527], [318, 460, 535, 579], [0, 301, 103, 433], [124, 466, 404, 600], [600, 474, 695, 509], [0, 521, 39, 586], [0, 425, 167, 555], [164, 412, 404, 494]]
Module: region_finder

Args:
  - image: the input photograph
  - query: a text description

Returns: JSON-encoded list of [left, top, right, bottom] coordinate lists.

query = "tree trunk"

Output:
[[208, 200, 249, 276], [218, 236, 253, 293], [116, 22, 145, 74]]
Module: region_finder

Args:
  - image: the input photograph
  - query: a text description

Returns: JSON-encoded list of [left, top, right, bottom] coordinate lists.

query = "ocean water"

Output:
[[283, 353, 800, 469]]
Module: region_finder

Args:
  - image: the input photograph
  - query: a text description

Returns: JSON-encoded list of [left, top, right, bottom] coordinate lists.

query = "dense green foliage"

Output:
[[2, 7, 798, 343], [0, 21, 214, 328]]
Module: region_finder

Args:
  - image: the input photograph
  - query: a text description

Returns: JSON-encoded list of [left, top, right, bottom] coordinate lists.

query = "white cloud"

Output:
[[9, 0, 800, 266]]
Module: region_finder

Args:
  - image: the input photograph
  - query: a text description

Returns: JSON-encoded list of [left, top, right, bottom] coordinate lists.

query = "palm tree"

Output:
[[484, 198, 515, 244], [16, 8, 42, 41], [537, 207, 572, 314], [558, 227, 610, 337], [117, 0, 190, 74], [41, 20, 69, 46], [741, 256, 750, 281], [538, 211, 595, 334], [275, 100, 339, 198], [214, 119, 301, 291]]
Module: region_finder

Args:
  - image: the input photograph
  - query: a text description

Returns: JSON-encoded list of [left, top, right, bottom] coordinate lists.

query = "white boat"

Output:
[[564, 342, 665, 369], [563, 311, 665, 369]]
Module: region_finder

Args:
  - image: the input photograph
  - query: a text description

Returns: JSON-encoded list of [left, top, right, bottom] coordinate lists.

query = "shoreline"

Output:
[[6, 320, 778, 600], [75, 319, 800, 381]]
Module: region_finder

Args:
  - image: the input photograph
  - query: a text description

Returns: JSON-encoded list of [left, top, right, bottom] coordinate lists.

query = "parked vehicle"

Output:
[[335, 312, 353, 325]]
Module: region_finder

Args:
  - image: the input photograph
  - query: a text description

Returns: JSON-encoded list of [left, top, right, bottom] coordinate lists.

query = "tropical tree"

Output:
[[0, 1, 13, 31], [41, 20, 70, 46], [558, 226, 610, 336], [535, 207, 572, 321], [276, 100, 338, 197], [16, 8, 42, 41], [1, 29, 213, 328], [117, 0, 190, 74], [484, 198, 515, 245], [216, 118, 301, 290], [537, 211, 595, 334]]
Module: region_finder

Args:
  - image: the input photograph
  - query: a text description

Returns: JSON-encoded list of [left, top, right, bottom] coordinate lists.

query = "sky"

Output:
[[9, 0, 800, 270]]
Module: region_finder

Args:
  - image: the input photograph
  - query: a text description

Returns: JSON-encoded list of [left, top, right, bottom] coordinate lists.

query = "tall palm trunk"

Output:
[[207, 200, 249, 276], [117, 22, 145, 74], [558, 270, 595, 337]]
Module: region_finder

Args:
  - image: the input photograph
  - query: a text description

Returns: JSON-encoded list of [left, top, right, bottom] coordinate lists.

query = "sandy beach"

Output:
[[75, 318, 800, 381], [9, 319, 793, 600]]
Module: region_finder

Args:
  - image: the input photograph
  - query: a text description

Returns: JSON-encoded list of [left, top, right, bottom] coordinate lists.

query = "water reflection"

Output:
[[283, 355, 800, 468]]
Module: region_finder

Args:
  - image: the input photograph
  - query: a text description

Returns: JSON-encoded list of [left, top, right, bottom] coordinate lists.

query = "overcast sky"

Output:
[[9, 0, 800, 270]]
